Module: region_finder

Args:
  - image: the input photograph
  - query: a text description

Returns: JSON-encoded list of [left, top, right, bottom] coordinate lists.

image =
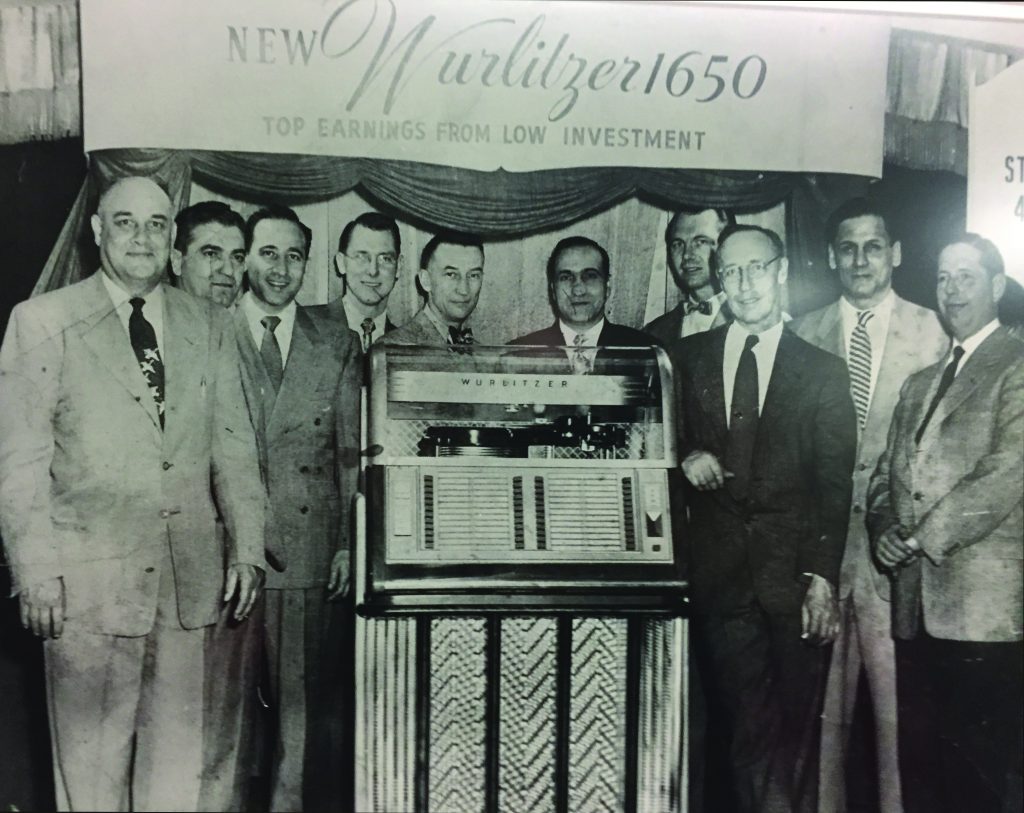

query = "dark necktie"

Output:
[[360, 317, 375, 352], [684, 298, 713, 316], [725, 334, 760, 500], [260, 315, 284, 394], [128, 297, 165, 429], [448, 325, 474, 345], [915, 345, 965, 444]]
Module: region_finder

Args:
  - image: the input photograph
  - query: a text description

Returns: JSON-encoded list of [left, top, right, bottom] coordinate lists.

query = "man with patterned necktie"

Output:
[[327, 212, 400, 352], [0, 176, 265, 812], [509, 235, 651, 361], [644, 207, 735, 346], [233, 204, 361, 812], [673, 224, 857, 813], [792, 198, 947, 813], [383, 230, 485, 347]]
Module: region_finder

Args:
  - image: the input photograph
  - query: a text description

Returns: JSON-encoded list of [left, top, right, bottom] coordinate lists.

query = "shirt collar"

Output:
[[422, 303, 461, 342], [342, 295, 387, 335], [954, 318, 1000, 358], [241, 291, 297, 331], [100, 270, 164, 311], [728, 317, 785, 349], [838, 288, 894, 327], [558, 317, 605, 346]]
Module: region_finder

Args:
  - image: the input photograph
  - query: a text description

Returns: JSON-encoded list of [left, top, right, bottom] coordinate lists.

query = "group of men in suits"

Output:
[[0, 175, 1020, 813]]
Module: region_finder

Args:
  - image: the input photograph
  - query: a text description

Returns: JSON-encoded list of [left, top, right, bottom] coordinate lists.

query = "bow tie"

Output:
[[684, 299, 713, 316], [448, 325, 474, 345]]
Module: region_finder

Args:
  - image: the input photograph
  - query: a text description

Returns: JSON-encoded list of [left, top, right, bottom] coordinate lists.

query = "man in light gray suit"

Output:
[[868, 234, 1023, 813], [792, 198, 947, 813]]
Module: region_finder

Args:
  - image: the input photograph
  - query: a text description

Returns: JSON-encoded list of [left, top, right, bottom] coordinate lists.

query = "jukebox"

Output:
[[354, 344, 688, 813]]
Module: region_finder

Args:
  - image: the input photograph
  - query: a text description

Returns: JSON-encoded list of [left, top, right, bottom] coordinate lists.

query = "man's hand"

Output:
[[874, 526, 917, 570], [20, 577, 64, 639], [801, 575, 839, 646], [224, 563, 264, 621], [681, 450, 734, 491], [327, 550, 350, 601]]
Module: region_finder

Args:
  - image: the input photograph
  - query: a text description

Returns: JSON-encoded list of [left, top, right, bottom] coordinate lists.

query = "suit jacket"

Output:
[[509, 319, 655, 349], [643, 298, 731, 347], [326, 295, 397, 338], [0, 272, 264, 635], [673, 325, 858, 615], [234, 304, 361, 590], [867, 326, 1024, 642], [791, 295, 948, 599], [381, 308, 448, 346]]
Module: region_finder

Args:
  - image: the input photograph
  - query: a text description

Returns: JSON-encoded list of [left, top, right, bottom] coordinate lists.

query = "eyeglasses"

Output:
[[718, 256, 781, 284], [346, 251, 398, 270]]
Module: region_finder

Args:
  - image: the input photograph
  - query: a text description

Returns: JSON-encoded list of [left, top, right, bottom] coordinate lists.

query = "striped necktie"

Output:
[[848, 309, 874, 429]]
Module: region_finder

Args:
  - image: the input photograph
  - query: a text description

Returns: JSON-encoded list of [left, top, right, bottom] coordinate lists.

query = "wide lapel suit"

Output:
[[381, 308, 446, 345], [644, 298, 732, 347]]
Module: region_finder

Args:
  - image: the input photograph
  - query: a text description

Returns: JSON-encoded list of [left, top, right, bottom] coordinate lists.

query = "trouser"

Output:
[[43, 553, 205, 812], [263, 587, 353, 813], [197, 596, 265, 812], [818, 585, 902, 813], [696, 603, 830, 813], [895, 633, 1023, 813]]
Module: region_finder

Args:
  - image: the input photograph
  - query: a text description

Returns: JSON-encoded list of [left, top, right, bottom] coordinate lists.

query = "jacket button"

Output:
[[913, 492, 924, 501], [852, 504, 863, 514], [314, 418, 322, 426], [858, 463, 868, 472], [162, 461, 172, 471], [300, 505, 309, 514], [159, 509, 170, 519], [145, 567, 155, 573], [299, 465, 309, 474]]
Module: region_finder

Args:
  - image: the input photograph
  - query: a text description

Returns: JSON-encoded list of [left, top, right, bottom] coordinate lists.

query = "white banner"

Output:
[[80, 0, 888, 175]]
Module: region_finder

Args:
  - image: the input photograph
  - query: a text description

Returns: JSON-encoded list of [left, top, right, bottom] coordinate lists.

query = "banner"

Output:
[[80, 0, 888, 175]]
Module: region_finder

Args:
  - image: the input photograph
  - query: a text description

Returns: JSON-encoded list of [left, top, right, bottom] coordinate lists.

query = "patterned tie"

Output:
[[725, 334, 759, 500], [915, 345, 965, 445], [571, 333, 593, 375], [129, 298, 165, 429], [848, 309, 874, 430], [360, 317, 375, 352], [448, 325, 475, 345], [684, 298, 713, 316], [260, 315, 284, 394]]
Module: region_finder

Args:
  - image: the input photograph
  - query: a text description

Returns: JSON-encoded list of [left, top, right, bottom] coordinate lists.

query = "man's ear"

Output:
[[90, 213, 103, 247], [777, 257, 790, 286], [170, 248, 183, 278], [334, 252, 345, 278], [993, 272, 1007, 304], [418, 269, 432, 294], [827, 245, 837, 271], [892, 240, 902, 269]]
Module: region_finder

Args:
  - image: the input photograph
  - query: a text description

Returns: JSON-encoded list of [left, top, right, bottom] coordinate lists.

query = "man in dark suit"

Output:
[[674, 224, 857, 813], [234, 205, 362, 812], [510, 235, 652, 360], [868, 234, 1023, 813], [0, 176, 265, 811], [791, 198, 947, 813], [327, 211, 400, 350], [644, 208, 734, 345]]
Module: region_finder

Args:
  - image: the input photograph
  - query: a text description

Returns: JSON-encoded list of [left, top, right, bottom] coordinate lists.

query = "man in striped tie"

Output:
[[792, 198, 947, 813]]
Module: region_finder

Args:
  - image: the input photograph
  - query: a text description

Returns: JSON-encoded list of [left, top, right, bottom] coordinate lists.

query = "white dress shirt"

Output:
[[242, 291, 297, 365], [722, 320, 784, 427], [559, 318, 605, 369], [101, 272, 165, 356], [681, 291, 727, 338], [950, 318, 1000, 375], [839, 288, 894, 408], [342, 295, 387, 348]]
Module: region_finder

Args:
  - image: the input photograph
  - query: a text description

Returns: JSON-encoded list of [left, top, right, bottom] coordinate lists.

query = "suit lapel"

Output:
[[268, 308, 328, 439], [234, 306, 272, 439], [691, 327, 729, 444], [77, 273, 161, 430], [813, 303, 843, 359], [161, 288, 204, 445], [759, 330, 803, 437]]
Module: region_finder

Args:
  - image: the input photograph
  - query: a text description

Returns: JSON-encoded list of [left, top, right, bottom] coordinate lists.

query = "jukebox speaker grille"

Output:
[[544, 473, 626, 549], [431, 471, 513, 549]]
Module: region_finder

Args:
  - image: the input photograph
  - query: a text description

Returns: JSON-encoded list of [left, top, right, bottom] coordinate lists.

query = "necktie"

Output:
[[360, 317, 375, 352], [448, 325, 474, 345], [129, 297, 165, 429], [725, 334, 759, 499], [260, 315, 284, 394], [571, 333, 593, 375], [684, 298, 713, 316], [915, 346, 965, 444], [848, 309, 874, 430]]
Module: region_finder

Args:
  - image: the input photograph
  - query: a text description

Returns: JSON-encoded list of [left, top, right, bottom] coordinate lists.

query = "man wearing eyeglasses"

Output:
[[792, 198, 946, 813], [170, 201, 248, 308], [329, 212, 401, 352], [645, 208, 734, 346], [672, 224, 857, 813], [509, 235, 651, 368]]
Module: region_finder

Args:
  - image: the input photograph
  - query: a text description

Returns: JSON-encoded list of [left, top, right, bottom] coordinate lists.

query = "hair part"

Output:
[[244, 204, 312, 256], [174, 201, 245, 253], [941, 232, 1006, 279], [825, 197, 895, 247], [419, 230, 484, 270], [664, 207, 735, 245], [546, 235, 610, 283], [715, 224, 786, 270], [337, 211, 401, 255]]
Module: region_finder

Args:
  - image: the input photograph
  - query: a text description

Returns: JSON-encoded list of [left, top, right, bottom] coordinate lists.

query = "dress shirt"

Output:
[[242, 291, 297, 365], [101, 272, 165, 357], [342, 296, 388, 345], [559, 318, 605, 368], [839, 288, 893, 407], [723, 319, 784, 428], [681, 292, 727, 338], [422, 303, 466, 343], [950, 319, 1000, 375]]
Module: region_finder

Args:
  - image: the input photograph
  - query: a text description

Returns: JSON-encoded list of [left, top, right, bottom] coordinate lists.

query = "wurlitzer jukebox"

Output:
[[353, 344, 688, 813], [356, 343, 685, 612]]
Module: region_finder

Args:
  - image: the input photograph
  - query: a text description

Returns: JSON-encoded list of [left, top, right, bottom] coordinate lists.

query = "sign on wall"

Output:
[[80, 0, 888, 175]]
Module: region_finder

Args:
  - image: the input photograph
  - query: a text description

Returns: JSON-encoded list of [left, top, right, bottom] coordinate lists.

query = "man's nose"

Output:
[[366, 261, 381, 277], [455, 276, 470, 295], [855, 247, 869, 267], [571, 277, 587, 294]]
